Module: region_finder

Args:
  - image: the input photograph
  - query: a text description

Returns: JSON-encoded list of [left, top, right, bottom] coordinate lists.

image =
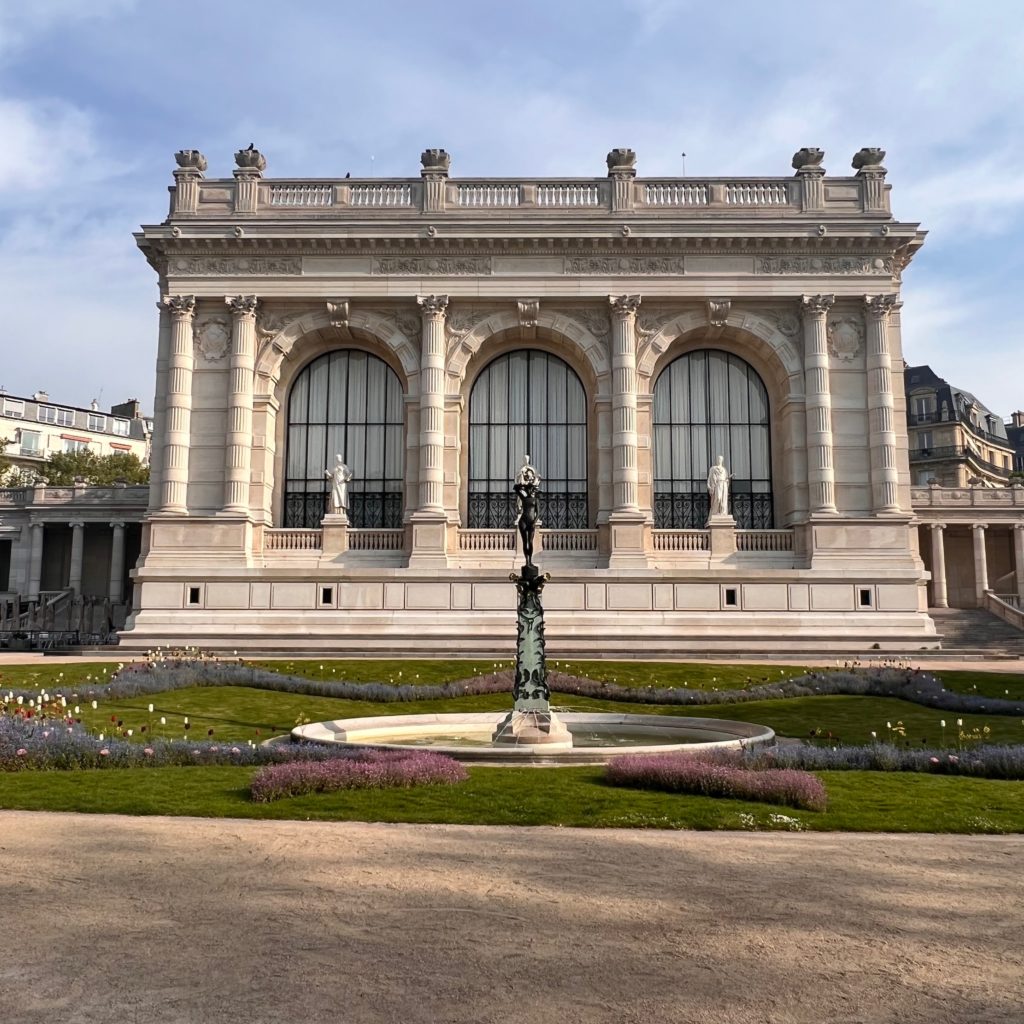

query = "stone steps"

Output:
[[931, 609, 1024, 657]]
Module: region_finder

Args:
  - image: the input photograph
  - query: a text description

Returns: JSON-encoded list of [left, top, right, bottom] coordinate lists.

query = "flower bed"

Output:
[[250, 750, 467, 802], [606, 752, 827, 811]]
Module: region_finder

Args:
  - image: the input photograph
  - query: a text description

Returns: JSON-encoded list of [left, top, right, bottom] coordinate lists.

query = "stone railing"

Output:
[[264, 528, 322, 551], [911, 485, 1024, 507], [541, 529, 599, 552], [348, 529, 405, 551], [736, 529, 794, 552], [652, 530, 710, 552], [458, 529, 515, 552], [983, 591, 1024, 632], [181, 170, 885, 219], [0, 485, 148, 508]]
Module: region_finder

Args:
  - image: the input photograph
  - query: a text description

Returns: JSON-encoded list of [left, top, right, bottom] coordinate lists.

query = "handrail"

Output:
[[983, 590, 1024, 632]]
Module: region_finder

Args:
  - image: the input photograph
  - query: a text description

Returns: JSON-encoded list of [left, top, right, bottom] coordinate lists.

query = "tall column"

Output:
[[27, 522, 44, 601], [416, 294, 448, 514], [147, 301, 172, 513], [160, 295, 196, 514], [929, 523, 948, 608], [609, 295, 641, 513], [108, 521, 126, 604], [1014, 524, 1024, 603], [223, 295, 258, 514], [865, 294, 901, 513], [801, 294, 837, 514], [409, 295, 449, 566], [972, 523, 989, 603], [68, 520, 85, 596]]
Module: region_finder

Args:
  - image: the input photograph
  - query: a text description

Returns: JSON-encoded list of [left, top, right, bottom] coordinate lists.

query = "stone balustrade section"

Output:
[[458, 529, 516, 552], [652, 530, 710, 552], [264, 528, 322, 551], [348, 529, 405, 551], [735, 529, 795, 552]]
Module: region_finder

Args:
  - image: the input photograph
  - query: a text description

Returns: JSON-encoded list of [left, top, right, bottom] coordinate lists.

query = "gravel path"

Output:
[[0, 812, 1021, 1023]]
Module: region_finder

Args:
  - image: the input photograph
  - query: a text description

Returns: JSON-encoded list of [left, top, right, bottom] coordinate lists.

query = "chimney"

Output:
[[111, 398, 141, 419], [90, 398, 99, 411], [1012, 410, 1024, 429], [33, 390, 49, 402]]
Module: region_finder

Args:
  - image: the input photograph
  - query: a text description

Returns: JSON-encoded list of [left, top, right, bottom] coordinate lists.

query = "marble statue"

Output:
[[707, 455, 730, 517], [513, 454, 541, 569], [324, 455, 353, 512]]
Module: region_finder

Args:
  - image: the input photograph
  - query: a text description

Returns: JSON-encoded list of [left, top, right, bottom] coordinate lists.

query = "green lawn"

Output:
[[0, 765, 1021, 833], [62, 685, 1024, 748]]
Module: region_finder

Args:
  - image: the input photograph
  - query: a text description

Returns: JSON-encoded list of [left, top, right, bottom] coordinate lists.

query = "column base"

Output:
[[407, 513, 449, 567], [606, 512, 649, 568]]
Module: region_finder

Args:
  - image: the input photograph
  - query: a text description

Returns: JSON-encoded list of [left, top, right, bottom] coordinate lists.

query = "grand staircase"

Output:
[[929, 608, 1024, 658]]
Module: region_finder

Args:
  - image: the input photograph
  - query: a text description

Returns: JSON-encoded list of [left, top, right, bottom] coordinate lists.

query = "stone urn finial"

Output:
[[234, 144, 267, 173], [852, 147, 886, 173], [420, 148, 451, 175], [791, 147, 825, 173], [606, 148, 637, 176], [174, 150, 208, 173]]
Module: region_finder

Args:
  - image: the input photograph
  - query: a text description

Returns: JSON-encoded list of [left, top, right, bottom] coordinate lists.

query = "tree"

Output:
[[42, 450, 150, 486]]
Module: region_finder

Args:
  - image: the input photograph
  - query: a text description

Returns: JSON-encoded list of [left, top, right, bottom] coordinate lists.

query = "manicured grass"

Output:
[[66, 686, 1024, 747], [0, 765, 1021, 833], [556, 660, 809, 690], [931, 669, 1024, 700], [0, 663, 123, 692]]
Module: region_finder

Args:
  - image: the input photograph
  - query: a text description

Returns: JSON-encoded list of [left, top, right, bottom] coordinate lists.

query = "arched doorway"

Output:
[[652, 349, 773, 528], [283, 350, 404, 528]]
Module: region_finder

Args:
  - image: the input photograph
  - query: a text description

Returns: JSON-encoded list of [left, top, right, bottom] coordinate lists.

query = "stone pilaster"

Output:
[[147, 301, 172, 513], [108, 521, 126, 604], [1014, 524, 1024, 603], [801, 294, 837, 514], [223, 295, 258, 515], [972, 524, 989, 602], [420, 149, 450, 213], [233, 146, 265, 215], [159, 294, 196, 515], [865, 294, 901, 513], [792, 148, 825, 212], [608, 294, 647, 567], [928, 523, 947, 609], [27, 523, 44, 602], [606, 148, 637, 212], [68, 520, 85, 596], [171, 150, 206, 216], [409, 294, 449, 565], [853, 148, 889, 213]]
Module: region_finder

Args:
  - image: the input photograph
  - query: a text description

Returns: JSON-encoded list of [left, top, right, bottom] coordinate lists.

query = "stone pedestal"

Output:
[[607, 512, 649, 568], [407, 515, 449, 567], [491, 709, 571, 748], [321, 513, 349, 556], [707, 514, 737, 557]]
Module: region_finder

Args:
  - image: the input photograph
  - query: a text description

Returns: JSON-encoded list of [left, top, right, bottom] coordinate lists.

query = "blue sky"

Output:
[[1, 0, 1022, 417]]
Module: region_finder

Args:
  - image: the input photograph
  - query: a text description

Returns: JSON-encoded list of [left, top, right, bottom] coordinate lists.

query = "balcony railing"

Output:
[[264, 528, 322, 551], [652, 530, 710, 552], [736, 529, 794, 552], [348, 529, 404, 551]]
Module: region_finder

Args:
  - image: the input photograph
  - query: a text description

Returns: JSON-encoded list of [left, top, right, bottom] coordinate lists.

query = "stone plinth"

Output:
[[491, 709, 572, 747], [707, 515, 737, 557], [321, 513, 348, 555]]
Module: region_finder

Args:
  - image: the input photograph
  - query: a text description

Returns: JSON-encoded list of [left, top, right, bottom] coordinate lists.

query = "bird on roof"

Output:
[[345, 172, 351, 178]]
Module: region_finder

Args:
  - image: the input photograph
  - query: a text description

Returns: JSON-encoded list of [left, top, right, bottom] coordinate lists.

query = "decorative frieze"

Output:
[[758, 255, 894, 275], [169, 256, 302, 276], [562, 256, 685, 276], [373, 256, 492, 276]]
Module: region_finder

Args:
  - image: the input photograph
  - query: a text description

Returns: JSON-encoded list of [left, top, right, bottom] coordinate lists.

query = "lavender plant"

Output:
[[606, 752, 827, 812], [250, 750, 468, 802]]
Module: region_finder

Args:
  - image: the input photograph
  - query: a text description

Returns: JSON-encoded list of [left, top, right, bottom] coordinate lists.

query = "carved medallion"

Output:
[[827, 316, 864, 362], [195, 315, 231, 363]]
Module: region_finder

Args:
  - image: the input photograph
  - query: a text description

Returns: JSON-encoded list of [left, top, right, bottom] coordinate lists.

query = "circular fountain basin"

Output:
[[292, 712, 775, 765]]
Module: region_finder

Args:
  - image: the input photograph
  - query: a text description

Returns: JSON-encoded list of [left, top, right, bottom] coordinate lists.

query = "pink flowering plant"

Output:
[[606, 751, 828, 812], [250, 749, 468, 802]]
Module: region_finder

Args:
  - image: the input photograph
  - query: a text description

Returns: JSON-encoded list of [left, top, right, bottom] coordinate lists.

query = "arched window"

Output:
[[284, 350, 404, 528], [653, 350, 773, 528], [468, 350, 587, 528]]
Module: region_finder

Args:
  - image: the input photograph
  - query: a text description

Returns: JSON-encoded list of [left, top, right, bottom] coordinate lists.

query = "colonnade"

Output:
[[925, 521, 1024, 607], [23, 520, 130, 603]]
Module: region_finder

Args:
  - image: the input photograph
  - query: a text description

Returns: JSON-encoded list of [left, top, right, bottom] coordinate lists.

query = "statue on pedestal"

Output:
[[324, 455, 353, 515], [513, 454, 541, 569], [707, 454, 731, 518]]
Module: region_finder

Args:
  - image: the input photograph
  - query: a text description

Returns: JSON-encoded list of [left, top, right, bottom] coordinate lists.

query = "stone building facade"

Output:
[[119, 145, 939, 653]]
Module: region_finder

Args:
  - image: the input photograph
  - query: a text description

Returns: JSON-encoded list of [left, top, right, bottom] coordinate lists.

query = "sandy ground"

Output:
[[0, 813, 1021, 1024]]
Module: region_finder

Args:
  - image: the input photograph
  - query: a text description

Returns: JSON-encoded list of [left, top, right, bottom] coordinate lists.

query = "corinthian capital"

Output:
[[417, 294, 449, 318], [801, 294, 835, 317], [864, 293, 900, 319], [162, 294, 196, 319], [226, 295, 258, 317], [609, 294, 641, 318]]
